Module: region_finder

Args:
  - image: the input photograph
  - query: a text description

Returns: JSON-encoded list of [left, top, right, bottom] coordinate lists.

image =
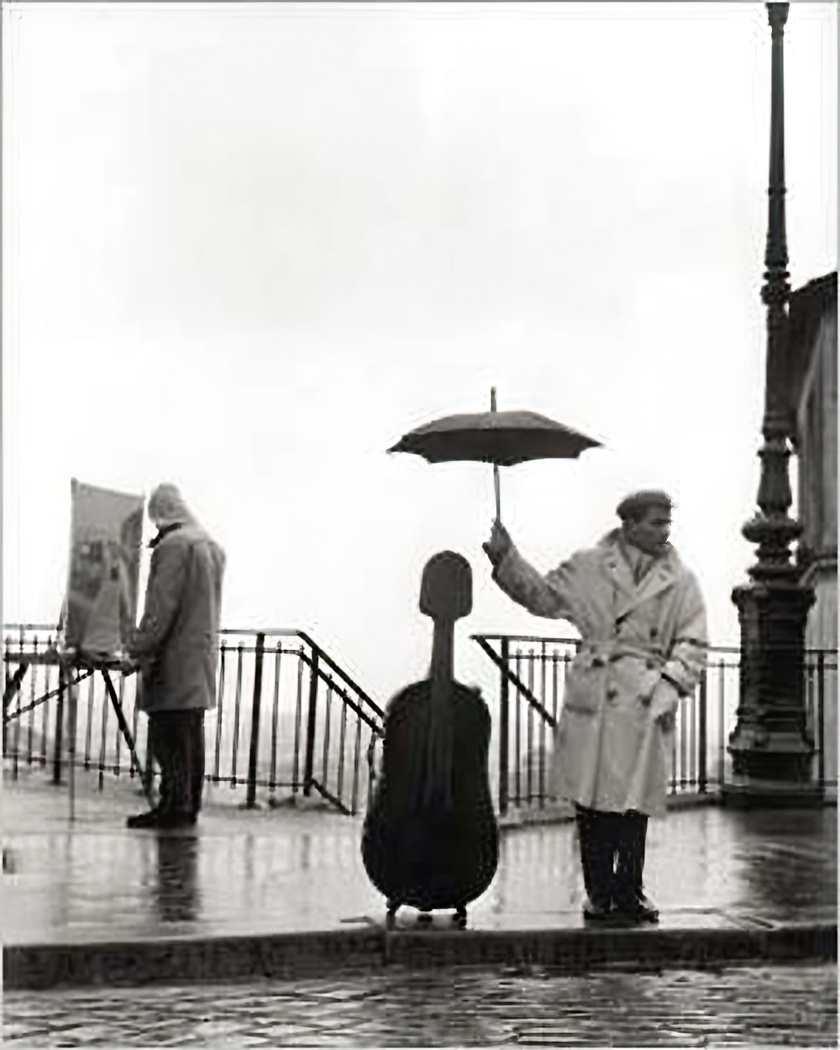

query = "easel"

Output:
[[2, 646, 154, 820]]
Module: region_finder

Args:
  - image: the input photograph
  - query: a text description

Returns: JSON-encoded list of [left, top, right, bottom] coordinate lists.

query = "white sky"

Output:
[[2, 1, 837, 703]]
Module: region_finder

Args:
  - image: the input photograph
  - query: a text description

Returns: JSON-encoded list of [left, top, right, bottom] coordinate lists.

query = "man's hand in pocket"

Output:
[[649, 678, 680, 731]]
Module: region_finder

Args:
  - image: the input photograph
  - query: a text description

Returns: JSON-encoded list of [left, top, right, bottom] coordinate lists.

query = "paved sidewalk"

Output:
[[2, 768, 836, 989]]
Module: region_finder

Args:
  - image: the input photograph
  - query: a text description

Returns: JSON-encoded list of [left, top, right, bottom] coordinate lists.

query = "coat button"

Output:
[[592, 656, 605, 668], [646, 660, 656, 670], [607, 687, 618, 701]]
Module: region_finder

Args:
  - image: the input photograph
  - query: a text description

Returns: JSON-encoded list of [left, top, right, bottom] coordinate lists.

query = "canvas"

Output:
[[63, 479, 145, 659]]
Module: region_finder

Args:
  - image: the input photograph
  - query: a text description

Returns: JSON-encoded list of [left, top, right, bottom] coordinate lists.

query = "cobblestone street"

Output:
[[3, 963, 836, 1047]]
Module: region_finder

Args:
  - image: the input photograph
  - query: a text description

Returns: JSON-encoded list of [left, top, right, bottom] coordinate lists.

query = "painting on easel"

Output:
[[62, 479, 145, 660]]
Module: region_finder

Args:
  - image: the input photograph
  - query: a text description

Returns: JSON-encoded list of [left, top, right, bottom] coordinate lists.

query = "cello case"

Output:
[[361, 551, 499, 927]]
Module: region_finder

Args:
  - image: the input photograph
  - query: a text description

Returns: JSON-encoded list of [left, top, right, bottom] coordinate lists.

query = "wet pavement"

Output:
[[2, 769, 836, 948], [2, 769, 837, 1044], [3, 963, 837, 1046]]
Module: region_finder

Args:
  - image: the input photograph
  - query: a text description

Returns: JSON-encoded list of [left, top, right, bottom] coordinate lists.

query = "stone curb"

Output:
[[4, 924, 836, 991], [382, 923, 838, 972]]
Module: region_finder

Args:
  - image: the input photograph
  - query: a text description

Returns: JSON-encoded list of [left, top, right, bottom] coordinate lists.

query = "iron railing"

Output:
[[5, 624, 836, 819], [2, 625, 384, 815], [473, 634, 837, 815]]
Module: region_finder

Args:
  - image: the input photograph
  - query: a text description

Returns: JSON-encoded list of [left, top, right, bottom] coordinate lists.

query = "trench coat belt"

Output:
[[578, 640, 665, 669]]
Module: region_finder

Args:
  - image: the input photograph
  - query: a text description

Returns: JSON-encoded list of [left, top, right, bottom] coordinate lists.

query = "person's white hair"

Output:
[[148, 483, 194, 527]]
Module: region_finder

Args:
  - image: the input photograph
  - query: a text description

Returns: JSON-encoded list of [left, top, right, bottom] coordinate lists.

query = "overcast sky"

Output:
[[2, 1, 837, 702]]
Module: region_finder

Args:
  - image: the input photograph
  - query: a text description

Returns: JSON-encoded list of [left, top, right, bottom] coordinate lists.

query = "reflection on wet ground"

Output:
[[154, 835, 200, 923], [1, 771, 836, 945]]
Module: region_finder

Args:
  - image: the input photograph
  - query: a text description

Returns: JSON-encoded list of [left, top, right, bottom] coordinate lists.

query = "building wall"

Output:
[[792, 281, 837, 788], [797, 302, 838, 652]]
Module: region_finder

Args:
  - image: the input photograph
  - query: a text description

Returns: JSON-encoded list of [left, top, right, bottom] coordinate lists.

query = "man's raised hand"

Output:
[[483, 520, 513, 568]]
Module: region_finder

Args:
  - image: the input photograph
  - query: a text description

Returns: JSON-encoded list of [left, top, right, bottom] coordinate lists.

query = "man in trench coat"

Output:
[[126, 484, 226, 829], [484, 490, 707, 922]]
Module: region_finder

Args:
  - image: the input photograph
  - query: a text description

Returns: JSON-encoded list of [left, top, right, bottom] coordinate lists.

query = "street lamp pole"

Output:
[[726, 2, 819, 806]]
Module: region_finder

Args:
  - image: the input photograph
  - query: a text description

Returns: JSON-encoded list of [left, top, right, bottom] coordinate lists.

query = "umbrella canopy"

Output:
[[388, 390, 602, 522], [388, 409, 601, 467]]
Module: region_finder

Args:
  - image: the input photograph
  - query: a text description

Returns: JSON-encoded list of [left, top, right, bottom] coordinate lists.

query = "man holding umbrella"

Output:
[[483, 490, 707, 923]]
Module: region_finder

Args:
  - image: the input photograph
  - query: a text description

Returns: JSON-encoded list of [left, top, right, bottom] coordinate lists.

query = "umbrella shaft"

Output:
[[494, 464, 501, 522]]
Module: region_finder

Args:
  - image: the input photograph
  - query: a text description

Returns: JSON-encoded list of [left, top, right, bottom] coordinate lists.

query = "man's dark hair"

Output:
[[616, 490, 674, 524]]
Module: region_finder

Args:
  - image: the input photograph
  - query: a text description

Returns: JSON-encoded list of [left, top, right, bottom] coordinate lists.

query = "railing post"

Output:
[[698, 669, 708, 794], [718, 659, 726, 790], [3, 660, 9, 758], [817, 651, 825, 792], [246, 633, 266, 809], [303, 647, 320, 797], [678, 685, 688, 792], [27, 640, 38, 765], [499, 637, 509, 816], [53, 664, 66, 784]]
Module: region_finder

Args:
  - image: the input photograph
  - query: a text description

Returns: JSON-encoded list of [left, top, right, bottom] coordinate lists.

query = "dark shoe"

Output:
[[633, 894, 660, 923], [582, 897, 613, 921], [613, 894, 659, 924], [126, 810, 162, 829], [126, 810, 195, 830]]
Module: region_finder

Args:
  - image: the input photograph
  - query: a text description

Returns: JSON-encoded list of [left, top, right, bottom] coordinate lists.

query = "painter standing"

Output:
[[484, 491, 707, 921], [126, 484, 226, 829]]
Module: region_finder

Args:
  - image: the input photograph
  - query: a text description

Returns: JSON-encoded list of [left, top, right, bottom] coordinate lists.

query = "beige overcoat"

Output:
[[130, 523, 226, 713], [494, 528, 707, 817]]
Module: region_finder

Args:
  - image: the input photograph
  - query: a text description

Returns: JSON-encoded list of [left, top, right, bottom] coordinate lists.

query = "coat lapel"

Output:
[[617, 551, 679, 619], [598, 532, 679, 620], [597, 533, 637, 606]]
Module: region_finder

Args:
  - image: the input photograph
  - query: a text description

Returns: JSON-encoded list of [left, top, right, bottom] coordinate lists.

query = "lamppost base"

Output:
[[727, 576, 817, 806], [723, 776, 823, 809]]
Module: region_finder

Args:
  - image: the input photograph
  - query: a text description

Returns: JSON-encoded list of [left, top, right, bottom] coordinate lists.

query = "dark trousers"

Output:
[[575, 805, 648, 910], [148, 710, 206, 819]]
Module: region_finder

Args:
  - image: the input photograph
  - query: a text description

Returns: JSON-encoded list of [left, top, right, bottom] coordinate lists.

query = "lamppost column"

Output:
[[725, 2, 819, 807]]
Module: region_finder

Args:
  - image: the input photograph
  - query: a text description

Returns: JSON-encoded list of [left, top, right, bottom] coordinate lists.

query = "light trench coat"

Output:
[[494, 528, 708, 817]]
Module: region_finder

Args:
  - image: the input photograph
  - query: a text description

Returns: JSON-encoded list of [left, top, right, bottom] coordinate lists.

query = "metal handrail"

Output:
[[474, 632, 837, 814], [2, 624, 384, 722], [299, 650, 384, 735], [296, 630, 383, 719], [3, 623, 385, 816], [472, 633, 837, 659], [473, 636, 556, 728]]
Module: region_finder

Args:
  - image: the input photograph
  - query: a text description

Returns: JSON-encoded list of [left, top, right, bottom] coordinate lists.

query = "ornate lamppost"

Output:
[[725, 2, 819, 806]]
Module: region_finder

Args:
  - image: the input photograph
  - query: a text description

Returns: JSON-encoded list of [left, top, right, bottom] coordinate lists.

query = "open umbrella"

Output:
[[389, 389, 602, 521]]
